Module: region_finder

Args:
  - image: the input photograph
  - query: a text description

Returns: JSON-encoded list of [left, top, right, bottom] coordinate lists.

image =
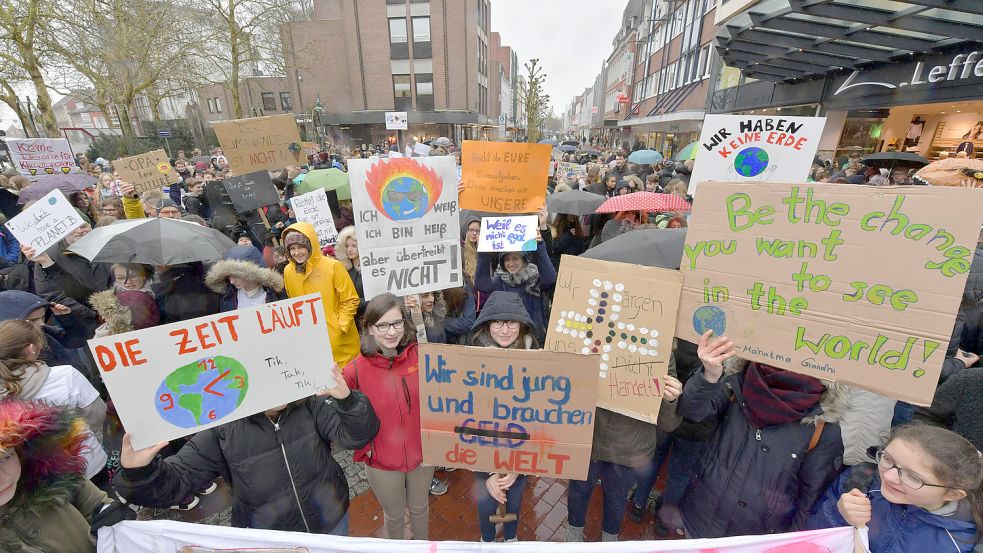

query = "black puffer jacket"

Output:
[[114, 393, 379, 533], [679, 364, 845, 538], [153, 262, 222, 324]]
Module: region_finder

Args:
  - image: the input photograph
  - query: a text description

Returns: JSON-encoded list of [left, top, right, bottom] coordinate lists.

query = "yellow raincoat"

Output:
[[282, 222, 361, 366]]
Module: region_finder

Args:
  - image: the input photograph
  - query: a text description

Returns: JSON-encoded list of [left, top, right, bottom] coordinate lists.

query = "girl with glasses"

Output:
[[341, 293, 432, 540], [467, 291, 539, 542], [808, 424, 982, 552]]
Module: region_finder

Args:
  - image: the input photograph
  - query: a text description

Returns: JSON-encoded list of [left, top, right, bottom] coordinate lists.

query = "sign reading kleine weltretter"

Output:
[[689, 115, 825, 194]]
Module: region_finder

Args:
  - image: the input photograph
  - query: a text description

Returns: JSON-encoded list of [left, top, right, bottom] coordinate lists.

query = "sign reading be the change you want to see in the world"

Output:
[[676, 182, 983, 405]]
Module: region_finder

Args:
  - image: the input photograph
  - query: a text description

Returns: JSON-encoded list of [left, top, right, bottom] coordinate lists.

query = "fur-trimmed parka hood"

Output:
[[89, 289, 160, 335], [205, 259, 285, 294], [334, 226, 358, 271], [723, 357, 846, 425]]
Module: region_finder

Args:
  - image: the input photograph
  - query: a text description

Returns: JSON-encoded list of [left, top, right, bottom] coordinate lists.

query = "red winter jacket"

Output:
[[343, 342, 422, 472]]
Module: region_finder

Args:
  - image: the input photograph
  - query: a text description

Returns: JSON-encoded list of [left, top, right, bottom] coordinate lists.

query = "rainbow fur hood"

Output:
[[0, 400, 87, 512]]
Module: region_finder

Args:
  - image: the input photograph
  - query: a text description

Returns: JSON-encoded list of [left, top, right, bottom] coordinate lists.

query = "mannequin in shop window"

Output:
[[904, 116, 925, 151], [956, 130, 976, 157]]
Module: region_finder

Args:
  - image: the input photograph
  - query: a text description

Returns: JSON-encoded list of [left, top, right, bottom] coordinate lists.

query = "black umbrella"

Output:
[[861, 152, 930, 171], [67, 218, 235, 265], [585, 148, 601, 157], [546, 190, 606, 216], [582, 228, 687, 269], [562, 140, 580, 146]]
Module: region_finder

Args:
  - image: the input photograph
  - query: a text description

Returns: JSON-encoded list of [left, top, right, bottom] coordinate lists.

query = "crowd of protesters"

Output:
[[0, 137, 981, 553]]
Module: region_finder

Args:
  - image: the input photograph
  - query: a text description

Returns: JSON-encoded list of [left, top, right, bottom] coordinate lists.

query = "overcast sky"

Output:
[[0, 2, 627, 131], [490, 0, 626, 114]]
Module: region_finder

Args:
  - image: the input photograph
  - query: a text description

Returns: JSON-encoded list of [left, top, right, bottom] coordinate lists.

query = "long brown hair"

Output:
[[889, 424, 983, 543], [0, 320, 46, 396], [359, 293, 416, 357]]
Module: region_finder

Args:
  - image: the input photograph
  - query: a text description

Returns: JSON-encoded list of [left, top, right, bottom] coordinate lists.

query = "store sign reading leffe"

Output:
[[834, 50, 982, 96]]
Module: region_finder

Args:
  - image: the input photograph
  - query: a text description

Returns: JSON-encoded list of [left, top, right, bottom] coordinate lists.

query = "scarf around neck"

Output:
[[494, 262, 541, 297], [741, 363, 825, 429]]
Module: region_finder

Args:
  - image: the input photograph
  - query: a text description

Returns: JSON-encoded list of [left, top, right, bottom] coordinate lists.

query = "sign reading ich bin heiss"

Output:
[[348, 156, 461, 299]]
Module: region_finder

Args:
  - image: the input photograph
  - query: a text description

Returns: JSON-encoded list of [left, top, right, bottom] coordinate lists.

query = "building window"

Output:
[[477, 37, 488, 76], [207, 98, 215, 113], [416, 73, 434, 111], [280, 92, 292, 111], [412, 16, 430, 42], [261, 92, 276, 111], [389, 18, 407, 43], [214, 98, 222, 113], [389, 17, 409, 59], [412, 16, 431, 58], [394, 74, 412, 111]]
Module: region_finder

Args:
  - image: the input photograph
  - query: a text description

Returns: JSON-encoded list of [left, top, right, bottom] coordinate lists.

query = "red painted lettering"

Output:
[[170, 328, 197, 354]]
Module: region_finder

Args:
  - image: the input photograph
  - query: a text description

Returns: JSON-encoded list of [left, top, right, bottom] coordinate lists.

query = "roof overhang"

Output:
[[715, 0, 983, 82]]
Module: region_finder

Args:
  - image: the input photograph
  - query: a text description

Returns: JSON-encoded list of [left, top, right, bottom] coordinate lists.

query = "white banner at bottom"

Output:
[[99, 520, 868, 553]]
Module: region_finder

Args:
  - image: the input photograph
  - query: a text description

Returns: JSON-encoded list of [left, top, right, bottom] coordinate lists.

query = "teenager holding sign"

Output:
[[677, 331, 846, 538], [113, 365, 378, 536], [342, 294, 431, 540]]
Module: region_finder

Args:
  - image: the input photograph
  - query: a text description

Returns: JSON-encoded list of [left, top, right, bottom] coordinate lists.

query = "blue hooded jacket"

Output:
[[0, 290, 79, 367], [808, 466, 977, 553]]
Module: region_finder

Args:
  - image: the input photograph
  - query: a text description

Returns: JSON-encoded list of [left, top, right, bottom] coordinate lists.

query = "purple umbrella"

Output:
[[18, 173, 99, 204]]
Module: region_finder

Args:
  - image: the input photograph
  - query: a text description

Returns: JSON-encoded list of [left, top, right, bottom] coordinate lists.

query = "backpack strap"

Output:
[[807, 419, 826, 452], [352, 358, 359, 390]]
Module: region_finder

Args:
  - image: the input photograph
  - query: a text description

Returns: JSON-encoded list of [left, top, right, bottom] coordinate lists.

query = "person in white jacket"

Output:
[[0, 319, 108, 487]]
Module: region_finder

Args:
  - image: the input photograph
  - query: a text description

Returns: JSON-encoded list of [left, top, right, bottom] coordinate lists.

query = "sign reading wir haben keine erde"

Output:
[[676, 182, 983, 406], [348, 156, 461, 299], [688, 115, 825, 194]]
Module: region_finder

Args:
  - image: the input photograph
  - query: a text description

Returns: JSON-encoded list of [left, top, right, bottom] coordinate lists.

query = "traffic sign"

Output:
[[158, 129, 171, 137]]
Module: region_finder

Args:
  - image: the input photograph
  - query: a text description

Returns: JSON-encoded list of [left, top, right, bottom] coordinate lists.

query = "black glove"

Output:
[[89, 500, 136, 538]]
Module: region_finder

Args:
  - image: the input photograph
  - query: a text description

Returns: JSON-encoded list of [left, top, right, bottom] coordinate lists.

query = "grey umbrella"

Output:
[[546, 190, 606, 215], [67, 217, 236, 265], [582, 228, 687, 269], [433, 137, 453, 148]]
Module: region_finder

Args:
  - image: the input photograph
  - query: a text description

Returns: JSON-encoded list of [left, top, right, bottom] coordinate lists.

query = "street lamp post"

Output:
[[311, 94, 325, 148]]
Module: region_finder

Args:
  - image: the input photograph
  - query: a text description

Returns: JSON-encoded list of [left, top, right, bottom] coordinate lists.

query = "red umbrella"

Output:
[[595, 192, 691, 214]]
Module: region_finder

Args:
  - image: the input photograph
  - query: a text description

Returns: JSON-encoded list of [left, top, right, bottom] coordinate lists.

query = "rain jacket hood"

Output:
[[282, 222, 361, 366], [334, 226, 358, 271]]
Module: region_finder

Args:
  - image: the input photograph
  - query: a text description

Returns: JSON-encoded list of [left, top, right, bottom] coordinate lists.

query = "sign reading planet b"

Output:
[[155, 356, 249, 428]]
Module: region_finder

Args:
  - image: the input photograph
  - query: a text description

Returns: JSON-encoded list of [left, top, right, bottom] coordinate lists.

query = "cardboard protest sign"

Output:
[[546, 255, 683, 423], [676, 182, 983, 405], [555, 161, 587, 181], [223, 170, 280, 213], [292, 188, 339, 247], [477, 215, 538, 252], [348, 156, 461, 299], [212, 114, 304, 174], [689, 115, 826, 194], [6, 138, 77, 176], [419, 344, 599, 480], [302, 141, 319, 155], [106, 519, 864, 553], [459, 141, 551, 213], [413, 142, 431, 157], [4, 189, 83, 253], [88, 294, 334, 449], [114, 149, 181, 194]]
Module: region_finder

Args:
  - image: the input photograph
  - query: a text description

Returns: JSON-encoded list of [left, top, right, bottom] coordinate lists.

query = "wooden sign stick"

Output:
[[257, 209, 281, 248]]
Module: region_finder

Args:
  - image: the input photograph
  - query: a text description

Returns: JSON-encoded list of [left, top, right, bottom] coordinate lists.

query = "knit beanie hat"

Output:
[[154, 198, 180, 211], [283, 231, 311, 252], [472, 291, 534, 331]]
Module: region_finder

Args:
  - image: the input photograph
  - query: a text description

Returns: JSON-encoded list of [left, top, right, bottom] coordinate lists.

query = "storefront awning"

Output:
[[716, 0, 983, 82]]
